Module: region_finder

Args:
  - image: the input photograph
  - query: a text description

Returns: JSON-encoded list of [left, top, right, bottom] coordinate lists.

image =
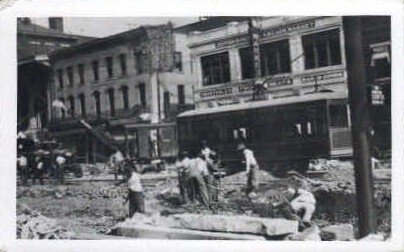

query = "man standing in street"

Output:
[[190, 155, 211, 209], [110, 149, 124, 181], [55, 153, 66, 184], [175, 151, 192, 204], [17, 154, 28, 186], [126, 166, 145, 217], [237, 143, 260, 198]]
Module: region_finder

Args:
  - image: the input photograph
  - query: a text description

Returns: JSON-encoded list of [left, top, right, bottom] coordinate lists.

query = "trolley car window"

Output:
[[330, 104, 348, 127]]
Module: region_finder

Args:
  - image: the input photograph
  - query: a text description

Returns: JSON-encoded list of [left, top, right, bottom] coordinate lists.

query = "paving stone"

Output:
[[165, 214, 298, 236], [284, 225, 321, 241], [112, 224, 266, 240], [321, 224, 354, 241]]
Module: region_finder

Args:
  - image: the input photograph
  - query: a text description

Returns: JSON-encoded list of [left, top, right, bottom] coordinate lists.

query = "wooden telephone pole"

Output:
[[342, 16, 376, 238]]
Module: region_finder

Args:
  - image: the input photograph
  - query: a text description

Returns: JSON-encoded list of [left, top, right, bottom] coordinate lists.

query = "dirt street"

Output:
[[16, 159, 391, 239]]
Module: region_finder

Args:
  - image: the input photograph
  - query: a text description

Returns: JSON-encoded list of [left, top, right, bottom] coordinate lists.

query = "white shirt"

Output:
[[201, 147, 215, 159], [110, 151, 124, 164], [56, 156, 66, 165], [194, 157, 210, 177], [289, 188, 316, 204], [243, 149, 258, 172], [17, 156, 27, 166], [128, 172, 143, 192]]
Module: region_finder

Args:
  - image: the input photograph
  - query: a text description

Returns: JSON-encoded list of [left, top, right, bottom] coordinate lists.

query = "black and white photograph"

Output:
[[1, 0, 403, 250], [13, 14, 393, 242]]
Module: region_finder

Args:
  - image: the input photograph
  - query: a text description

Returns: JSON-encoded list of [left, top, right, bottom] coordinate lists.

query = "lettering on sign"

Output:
[[199, 87, 233, 99], [215, 36, 249, 49], [265, 76, 293, 86], [300, 70, 344, 83], [371, 85, 385, 106], [262, 20, 315, 37]]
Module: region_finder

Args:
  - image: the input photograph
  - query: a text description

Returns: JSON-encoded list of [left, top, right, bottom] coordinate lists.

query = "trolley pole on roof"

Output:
[[342, 16, 376, 238]]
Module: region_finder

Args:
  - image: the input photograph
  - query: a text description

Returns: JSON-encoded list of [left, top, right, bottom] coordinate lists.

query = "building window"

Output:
[[201, 52, 230, 86], [164, 91, 170, 119], [92, 60, 99, 82], [373, 58, 390, 79], [138, 82, 146, 108], [78, 64, 85, 85], [239, 47, 255, 79], [177, 84, 185, 105], [93, 91, 101, 117], [58, 97, 65, 118], [66, 66, 74, 86], [105, 56, 113, 78], [174, 52, 182, 71], [119, 54, 127, 76], [78, 93, 86, 116], [302, 29, 341, 70], [260, 39, 291, 76], [107, 88, 115, 116], [68, 95, 75, 117], [135, 52, 148, 74], [121, 85, 129, 110], [56, 69, 63, 88]]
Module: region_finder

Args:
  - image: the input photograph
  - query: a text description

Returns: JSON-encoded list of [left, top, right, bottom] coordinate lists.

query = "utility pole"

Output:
[[342, 16, 376, 238]]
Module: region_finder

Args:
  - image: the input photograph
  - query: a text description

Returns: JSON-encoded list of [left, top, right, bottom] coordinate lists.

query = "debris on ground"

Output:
[[17, 204, 75, 239]]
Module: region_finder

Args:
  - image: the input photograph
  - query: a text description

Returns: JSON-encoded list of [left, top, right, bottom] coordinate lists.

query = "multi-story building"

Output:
[[17, 17, 91, 132], [48, 23, 195, 162], [176, 16, 390, 149]]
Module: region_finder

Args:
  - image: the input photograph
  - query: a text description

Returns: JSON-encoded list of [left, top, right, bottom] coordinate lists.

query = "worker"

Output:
[[287, 179, 316, 228], [175, 151, 192, 204], [237, 142, 259, 198], [189, 155, 211, 209], [17, 154, 28, 186], [125, 166, 145, 217], [55, 153, 66, 184], [110, 149, 124, 180], [200, 141, 217, 172], [32, 155, 45, 185]]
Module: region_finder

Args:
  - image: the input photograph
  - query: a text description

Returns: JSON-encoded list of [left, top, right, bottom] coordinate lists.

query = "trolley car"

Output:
[[177, 92, 353, 174]]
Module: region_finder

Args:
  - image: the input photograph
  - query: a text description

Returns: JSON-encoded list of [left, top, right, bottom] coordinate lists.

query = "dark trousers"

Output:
[[178, 171, 190, 204], [246, 165, 259, 195], [189, 174, 210, 208], [129, 191, 145, 217], [57, 164, 65, 184], [32, 169, 44, 185], [19, 166, 29, 185]]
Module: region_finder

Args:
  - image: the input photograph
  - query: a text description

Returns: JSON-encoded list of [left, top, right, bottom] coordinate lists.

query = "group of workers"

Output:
[[175, 141, 220, 210], [17, 150, 71, 186], [175, 140, 316, 227]]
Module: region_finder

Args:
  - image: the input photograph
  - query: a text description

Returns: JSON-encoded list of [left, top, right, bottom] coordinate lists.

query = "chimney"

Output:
[[49, 17, 63, 33]]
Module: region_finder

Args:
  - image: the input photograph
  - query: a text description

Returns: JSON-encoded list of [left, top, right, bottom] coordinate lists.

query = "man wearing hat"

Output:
[[237, 143, 260, 197]]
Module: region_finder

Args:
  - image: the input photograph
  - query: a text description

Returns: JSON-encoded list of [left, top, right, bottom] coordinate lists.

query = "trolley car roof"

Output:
[[177, 92, 348, 118]]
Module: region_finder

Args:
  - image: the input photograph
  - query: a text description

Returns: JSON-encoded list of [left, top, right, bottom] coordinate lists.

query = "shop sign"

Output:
[[300, 70, 344, 83], [215, 36, 249, 49], [371, 85, 385, 106], [199, 87, 233, 99], [262, 20, 315, 37]]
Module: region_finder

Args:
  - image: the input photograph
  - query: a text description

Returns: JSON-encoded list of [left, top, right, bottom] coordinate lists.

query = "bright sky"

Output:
[[31, 17, 199, 38]]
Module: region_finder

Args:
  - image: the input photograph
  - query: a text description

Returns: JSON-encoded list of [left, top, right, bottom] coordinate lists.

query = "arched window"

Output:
[[92, 91, 101, 117], [78, 93, 86, 117], [107, 88, 115, 116], [121, 85, 129, 110], [68, 95, 75, 117]]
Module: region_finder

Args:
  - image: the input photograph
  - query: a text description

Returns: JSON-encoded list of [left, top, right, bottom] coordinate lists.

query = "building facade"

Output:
[[48, 24, 196, 162], [17, 17, 91, 132], [177, 16, 390, 150]]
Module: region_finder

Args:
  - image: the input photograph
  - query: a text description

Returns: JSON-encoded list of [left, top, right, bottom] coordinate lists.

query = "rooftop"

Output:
[[177, 92, 348, 118]]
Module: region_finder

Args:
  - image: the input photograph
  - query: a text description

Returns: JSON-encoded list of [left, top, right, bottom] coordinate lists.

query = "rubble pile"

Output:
[[221, 170, 278, 185], [17, 204, 74, 239], [17, 184, 126, 199]]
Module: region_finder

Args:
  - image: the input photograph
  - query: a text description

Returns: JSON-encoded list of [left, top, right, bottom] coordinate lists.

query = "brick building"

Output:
[[176, 16, 390, 150], [17, 17, 91, 132], [48, 23, 196, 162]]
